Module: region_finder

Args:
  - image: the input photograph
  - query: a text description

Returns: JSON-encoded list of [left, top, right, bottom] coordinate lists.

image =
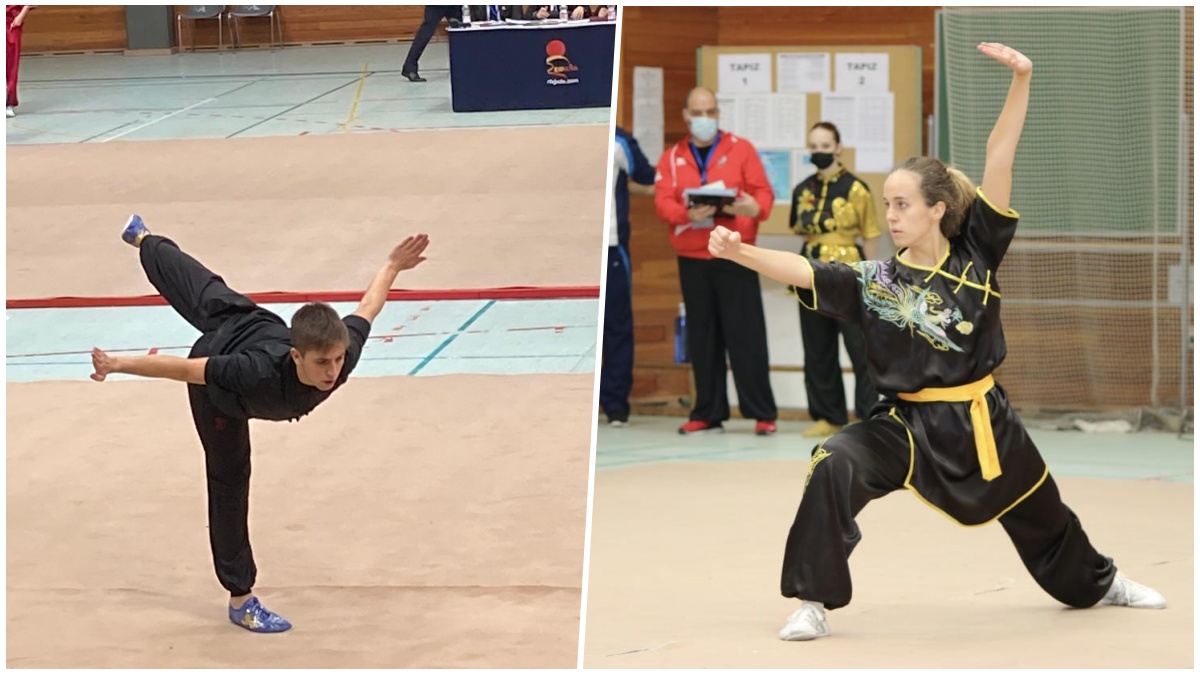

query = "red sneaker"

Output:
[[755, 419, 778, 436], [678, 419, 724, 435]]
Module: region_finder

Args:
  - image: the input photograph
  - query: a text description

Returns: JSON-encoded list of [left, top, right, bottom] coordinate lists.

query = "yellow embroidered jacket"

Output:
[[789, 167, 881, 263]]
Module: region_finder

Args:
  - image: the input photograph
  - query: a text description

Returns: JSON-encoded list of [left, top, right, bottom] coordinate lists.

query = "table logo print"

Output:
[[545, 39, 580, 85]]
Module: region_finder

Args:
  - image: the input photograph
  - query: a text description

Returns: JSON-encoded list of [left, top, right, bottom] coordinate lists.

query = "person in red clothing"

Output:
[[654, 86, 778, 436], [6, 4, 32, 118]]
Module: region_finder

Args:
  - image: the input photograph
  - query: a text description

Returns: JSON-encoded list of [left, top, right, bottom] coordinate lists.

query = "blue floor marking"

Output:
[[408, 300, 496, 376]]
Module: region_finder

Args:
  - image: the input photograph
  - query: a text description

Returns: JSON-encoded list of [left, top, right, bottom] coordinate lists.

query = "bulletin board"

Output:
[[698, 45, 923, 237]]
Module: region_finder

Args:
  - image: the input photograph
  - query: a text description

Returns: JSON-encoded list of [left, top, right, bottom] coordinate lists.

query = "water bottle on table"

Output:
[[607, 5, 616, 20], [559, 5, 569, 21], [674, 302, 689, 364], [461, 4, 471, 25]]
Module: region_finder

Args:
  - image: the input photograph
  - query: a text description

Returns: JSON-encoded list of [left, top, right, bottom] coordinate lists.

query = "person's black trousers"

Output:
[[677, 256, 777, 422], [140, 235, 259, 596], [798, 303, 878, 425], [600, 245, 634, 419], [780, 417, 1116, 611], [403, 6, 459, 74]]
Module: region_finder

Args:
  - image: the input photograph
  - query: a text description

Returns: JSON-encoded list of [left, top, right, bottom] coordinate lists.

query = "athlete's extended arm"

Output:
[[353, 234, 431, 324], [978, 42, 1032, 213], [91, 348, 208, 384]]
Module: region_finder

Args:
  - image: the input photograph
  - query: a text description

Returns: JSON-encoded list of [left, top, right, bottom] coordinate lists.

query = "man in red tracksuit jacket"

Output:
[[654, 86, 778, 436]]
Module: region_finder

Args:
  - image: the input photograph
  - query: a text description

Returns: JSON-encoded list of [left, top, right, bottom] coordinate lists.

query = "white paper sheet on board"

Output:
[[820, 93, 859, 147], [855, 146, 895, 174], [716, 93, 739, 136], [632, 66, 665, 161], [834, 52, 890, 93], [855, 93, 894, 147], [769, 95, 808, 148], [853, 93, 895, 172], [717, 53, 773, 93], [735, 95, 772, 145], [777, 52, 830, 93]]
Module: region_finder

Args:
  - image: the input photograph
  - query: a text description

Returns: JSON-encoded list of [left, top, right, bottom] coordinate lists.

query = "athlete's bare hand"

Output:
[[978, 42, 1032, 76], [91, 347, 114, 382], [708, 225, 742, 260], [388, 234, 430, 272]]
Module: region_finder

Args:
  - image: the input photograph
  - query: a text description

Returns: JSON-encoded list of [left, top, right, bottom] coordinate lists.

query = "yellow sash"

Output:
[[897, 375, 1001, 481]]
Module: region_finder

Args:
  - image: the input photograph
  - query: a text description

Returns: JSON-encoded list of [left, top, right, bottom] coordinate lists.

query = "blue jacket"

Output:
[[614, 125, 655, 248]]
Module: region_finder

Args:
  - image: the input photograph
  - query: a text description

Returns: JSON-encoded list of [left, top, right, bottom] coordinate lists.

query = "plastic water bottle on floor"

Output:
[[559, 5, 569, 21], [461, 4, 471, 25], [674, 302, 689, 364]]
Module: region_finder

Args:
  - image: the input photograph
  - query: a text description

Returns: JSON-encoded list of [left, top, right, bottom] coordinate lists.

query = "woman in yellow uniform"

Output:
[[789, 122, 881, 438]]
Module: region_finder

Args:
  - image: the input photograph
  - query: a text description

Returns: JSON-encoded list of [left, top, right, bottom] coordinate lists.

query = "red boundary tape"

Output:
[[6, 285, 601, 309]]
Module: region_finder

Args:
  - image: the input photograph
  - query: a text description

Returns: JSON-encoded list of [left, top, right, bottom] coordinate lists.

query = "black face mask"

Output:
[[811, 152, 835, 170]]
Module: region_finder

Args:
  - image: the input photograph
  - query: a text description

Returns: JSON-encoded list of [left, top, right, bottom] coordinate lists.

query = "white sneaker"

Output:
[[779, 600, 830, 641], [5, 107, 14, 118], [1101, 571, 1167, 609]]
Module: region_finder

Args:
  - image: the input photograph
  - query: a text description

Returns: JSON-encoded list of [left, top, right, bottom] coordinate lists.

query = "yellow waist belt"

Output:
[[897, 375, 1000, 481]]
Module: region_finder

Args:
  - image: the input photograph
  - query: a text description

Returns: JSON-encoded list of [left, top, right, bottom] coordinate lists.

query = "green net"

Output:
[[939, 8, 1190, 412]]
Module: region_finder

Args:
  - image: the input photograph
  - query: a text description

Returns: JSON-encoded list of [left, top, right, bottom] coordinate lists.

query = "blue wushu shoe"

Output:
[[228, 597, 293, 633], [120, 214, 151, 247]]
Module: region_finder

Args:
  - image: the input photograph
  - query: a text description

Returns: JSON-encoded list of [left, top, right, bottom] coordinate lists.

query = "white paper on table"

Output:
[[735, 95, 772, 145], [777, 52, 830, 93], [716, 94, 739, 136], [632, 66, 665, 161], [834, 53, 890, 93], [820, 93, 859, 147], [717, 53, 773, 93], [769, 95, 808, 148]]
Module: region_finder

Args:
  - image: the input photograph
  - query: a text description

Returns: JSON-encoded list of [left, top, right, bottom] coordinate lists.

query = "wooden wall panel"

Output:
[[172, 5, 444, 50], [617, 6, 720, 406], [17, 6, 462, 54], [616, 6, 719, 144], [18, 5, 127, 53]]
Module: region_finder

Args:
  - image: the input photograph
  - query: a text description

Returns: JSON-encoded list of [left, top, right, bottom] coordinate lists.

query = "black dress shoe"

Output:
[[401, 70, 427, 83]]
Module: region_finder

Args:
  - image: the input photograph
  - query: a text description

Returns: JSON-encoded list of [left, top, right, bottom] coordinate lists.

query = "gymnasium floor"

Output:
[[5, 42, 609, 144], [6, 41, 609, 668], [583, 417, 1194, 669]]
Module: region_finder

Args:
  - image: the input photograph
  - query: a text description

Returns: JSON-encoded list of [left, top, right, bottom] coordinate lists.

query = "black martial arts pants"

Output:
[[402, 5, 458, 74], [677, 256, 777, 423], [600, 245, 634, 420], [780, 417, 1116, 611], [140, 235, 259, 597], [798, 302, 878, 425]]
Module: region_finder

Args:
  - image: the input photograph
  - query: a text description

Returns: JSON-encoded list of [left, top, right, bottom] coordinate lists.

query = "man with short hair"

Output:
[[91, 215, 430, 632], [654, 86, 779, 437]]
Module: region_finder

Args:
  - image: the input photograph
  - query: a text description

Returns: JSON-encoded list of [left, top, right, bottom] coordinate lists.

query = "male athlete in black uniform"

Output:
[[91, 214, 430, 632]]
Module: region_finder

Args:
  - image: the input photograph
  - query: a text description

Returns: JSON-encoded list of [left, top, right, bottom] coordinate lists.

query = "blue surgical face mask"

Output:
[[688, 116, 718, 143]]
